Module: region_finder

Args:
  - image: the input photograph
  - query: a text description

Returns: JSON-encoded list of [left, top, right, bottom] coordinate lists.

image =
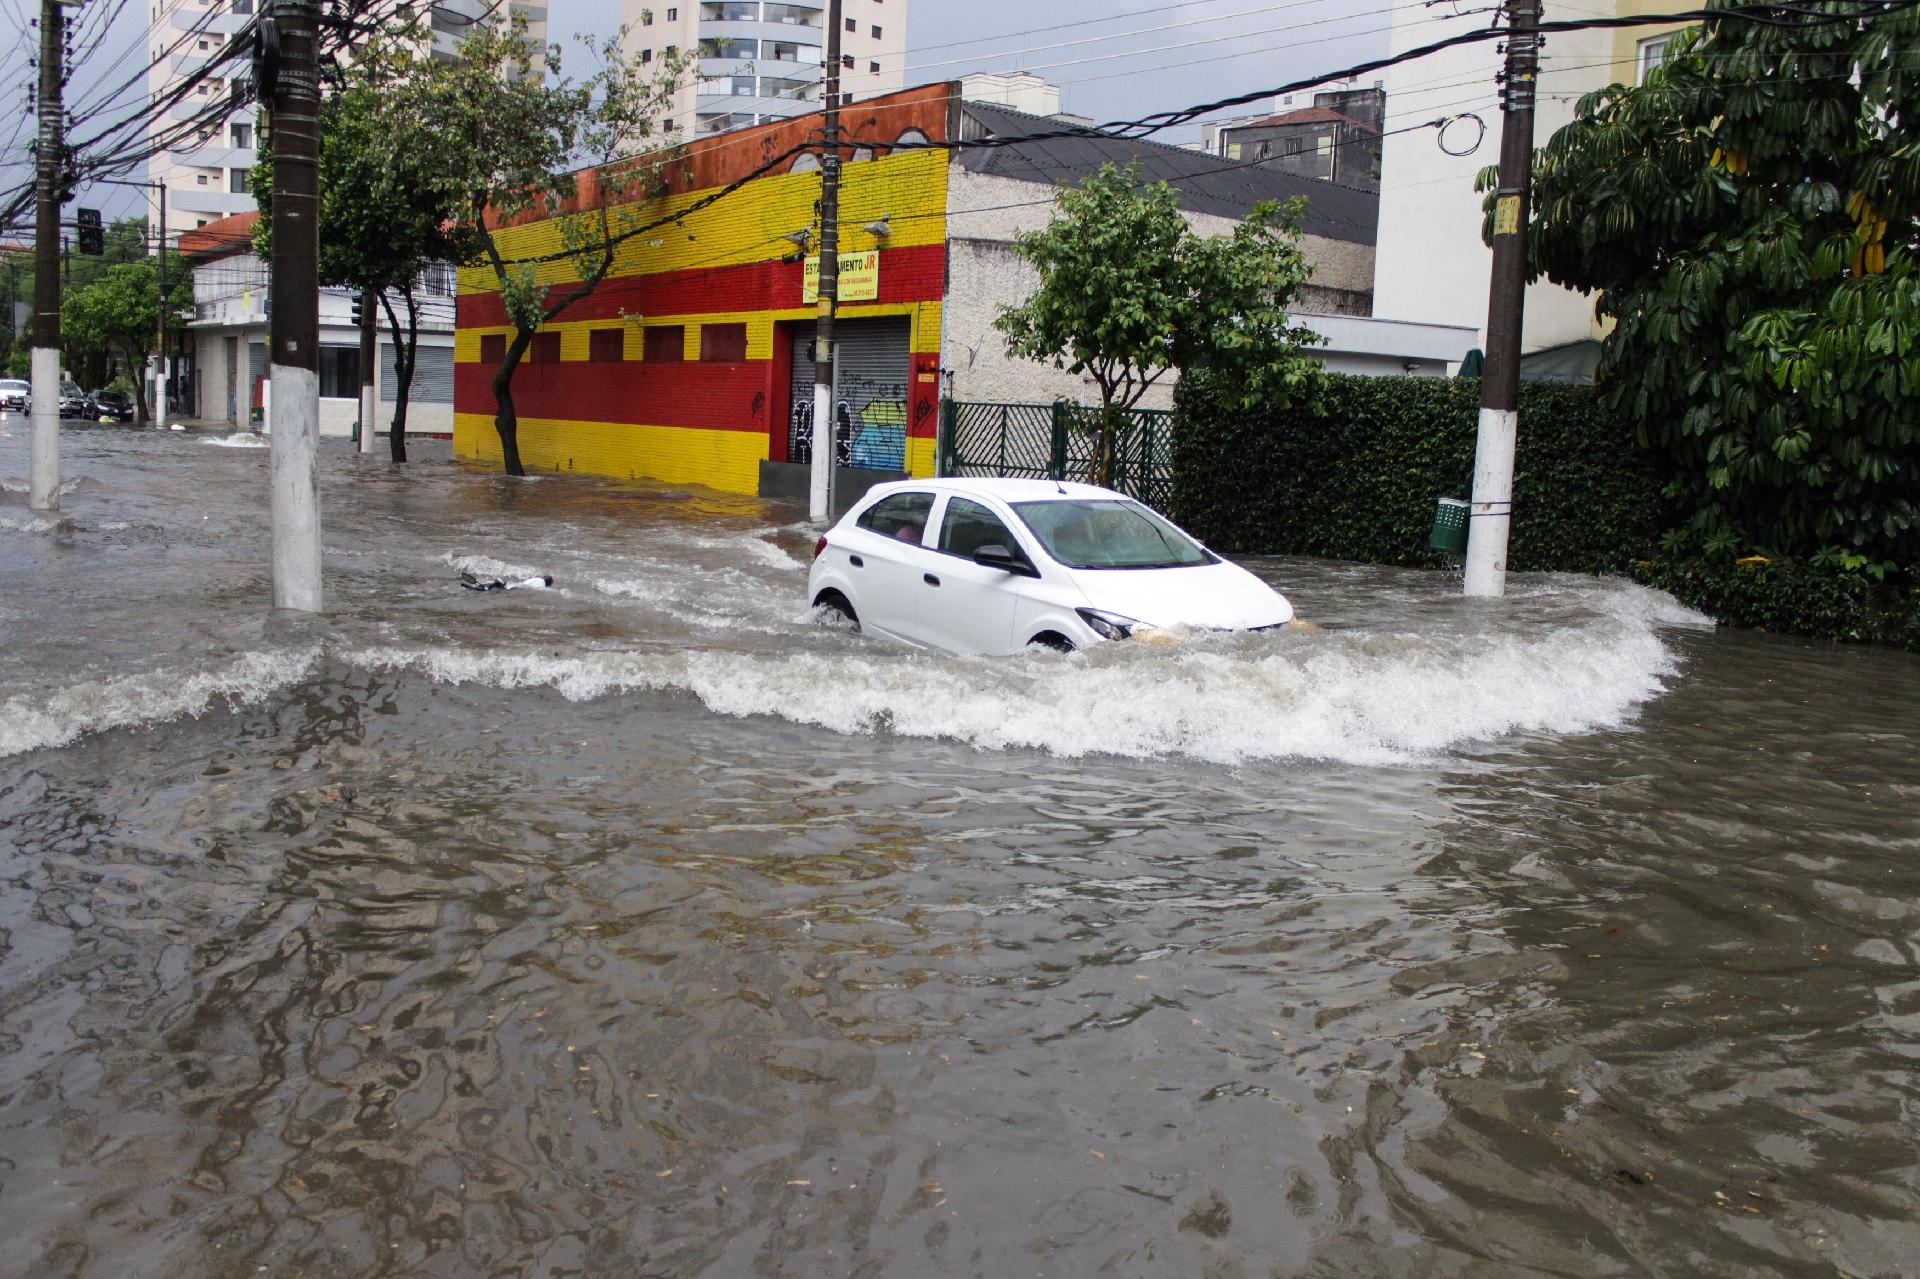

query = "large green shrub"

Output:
[[1171, 372, 1668, 572], [1628, 554, 1920, 650]]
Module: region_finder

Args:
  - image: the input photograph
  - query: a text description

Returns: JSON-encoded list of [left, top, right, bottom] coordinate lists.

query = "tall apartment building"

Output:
[[147, 0, 549, 240], [620, 0, 906, 136]]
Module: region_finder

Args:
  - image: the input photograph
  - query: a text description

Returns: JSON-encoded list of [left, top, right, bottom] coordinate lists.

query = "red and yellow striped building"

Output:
[[454, 85, 952, 494]]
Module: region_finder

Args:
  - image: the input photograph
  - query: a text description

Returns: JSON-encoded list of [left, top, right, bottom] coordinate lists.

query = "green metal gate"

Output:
[[937, 400, 1175, 511]]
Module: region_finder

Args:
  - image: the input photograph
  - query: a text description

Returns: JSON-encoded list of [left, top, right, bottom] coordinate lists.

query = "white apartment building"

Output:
[[147, 0, 549, 240], [620, 0, 906, 136]]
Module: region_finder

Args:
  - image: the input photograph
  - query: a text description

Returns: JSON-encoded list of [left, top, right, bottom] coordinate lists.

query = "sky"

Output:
[[2, 0, 1397, 233]]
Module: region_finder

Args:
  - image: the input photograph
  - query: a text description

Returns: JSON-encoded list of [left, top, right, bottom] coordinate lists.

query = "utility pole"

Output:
[[155, 183, 168, 422], [1463, 0, 1542, 598], [28, 0, 66, 512], [808, 0, 844, 523], [264, 0, 323, 611], [358, 287, 376, 454]]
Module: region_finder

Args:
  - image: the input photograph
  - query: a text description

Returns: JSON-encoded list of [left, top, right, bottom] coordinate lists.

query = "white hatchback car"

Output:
[[807, 478, 1293, 654]]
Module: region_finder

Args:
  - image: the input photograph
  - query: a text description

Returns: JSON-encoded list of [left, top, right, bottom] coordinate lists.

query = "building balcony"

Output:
[[172, 189, 255, 217], [169, 8, 249, 35], [168, 144, 256, 171]]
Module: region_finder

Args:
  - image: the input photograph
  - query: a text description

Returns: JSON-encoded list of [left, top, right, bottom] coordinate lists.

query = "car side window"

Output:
[[937, 496, 1030, 565], [855, 491, 935, 545]]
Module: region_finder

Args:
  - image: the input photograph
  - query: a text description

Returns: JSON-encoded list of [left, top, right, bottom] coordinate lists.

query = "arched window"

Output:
[[790, 152, 821, 173], [893, 128, 929, 148]]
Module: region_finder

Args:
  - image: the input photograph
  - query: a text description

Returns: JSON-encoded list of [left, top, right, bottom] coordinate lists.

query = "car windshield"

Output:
[[1011, 499, 1215, 569]]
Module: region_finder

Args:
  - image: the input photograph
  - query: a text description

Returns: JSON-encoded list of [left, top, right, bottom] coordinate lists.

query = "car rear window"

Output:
[[856, 491, 935, 545], [1012, 499, 1216, 569]]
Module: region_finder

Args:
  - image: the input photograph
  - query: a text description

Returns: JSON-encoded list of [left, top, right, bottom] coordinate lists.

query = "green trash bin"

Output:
[[1429, 496, 1469, 556]]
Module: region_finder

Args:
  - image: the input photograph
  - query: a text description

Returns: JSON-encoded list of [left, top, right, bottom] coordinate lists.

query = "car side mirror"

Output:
[[973, 543, 1038, 577]]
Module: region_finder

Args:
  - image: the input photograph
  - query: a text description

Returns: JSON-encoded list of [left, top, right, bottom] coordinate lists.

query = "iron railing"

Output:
[[938, 400, 1174, 511]]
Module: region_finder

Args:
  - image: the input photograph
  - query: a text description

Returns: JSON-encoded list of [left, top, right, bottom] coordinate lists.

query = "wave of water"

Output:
[[0, 648, 321, 759], [201, 432, 269, 449]]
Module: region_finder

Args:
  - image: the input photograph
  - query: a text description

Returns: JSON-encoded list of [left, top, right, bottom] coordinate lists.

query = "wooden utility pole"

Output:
[[265, 0, 324, 610], [808, 0, 844, 522], [1463, 0, 1542, 598], [28, 0, 67, 512]]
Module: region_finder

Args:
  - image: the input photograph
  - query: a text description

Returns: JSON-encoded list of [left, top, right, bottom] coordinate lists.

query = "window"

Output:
[[938, 497, 1029, 564], [760, 76, 814, 100], [1636, 34, 1672, 84], [857, 492, 934, 544], [1315, 135, 1333, 156], [527, 332, 562, 364], [480, 333, 506, 363], [869, 60, 880, 73], [701, 37, 754, 58], [871, 24, 881, 38], [699, 323, 747, 362], [770, 40, 822, 64], [317, 346, 361, 399], [198, 38, 211, 50], [641, 10, 652, 23], [762, 2, 820, 25], [589, 329, 625, 363], [228, 167, 250, 193], [731, 75, 757, 95], [844, 16, 854, 31], [643, 326, 684, 362], [665, 44, 678, 58], [230, 122, 251, 148], [841, 54, 853, 68], [666, 6, 677, 18], [232, 0, 251, 11], [1012, 499, 1216, 569], [640, 47, 652, 62], [196, 174, 209, 186], [700, 2, 759, 18]]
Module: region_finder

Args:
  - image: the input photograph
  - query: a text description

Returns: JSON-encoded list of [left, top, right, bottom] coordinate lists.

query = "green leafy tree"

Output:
[[255, 70, 466, 462], [995, 161, 1325, 486], [390, 17, 692, 475], [60, 260, 191, 423], [1516, 0, 1920, 566]]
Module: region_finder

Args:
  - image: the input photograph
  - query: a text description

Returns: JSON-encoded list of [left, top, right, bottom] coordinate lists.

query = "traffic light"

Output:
[[350, 294, 362, 327], [76, 208, 103, 256]]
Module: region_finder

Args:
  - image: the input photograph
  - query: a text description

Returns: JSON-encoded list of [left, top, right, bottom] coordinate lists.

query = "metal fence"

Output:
[[937, 400, 1175, 511]]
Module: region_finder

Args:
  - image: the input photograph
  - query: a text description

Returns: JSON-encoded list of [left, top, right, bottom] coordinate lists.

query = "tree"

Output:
[[995, 161, 1325, 486], [1517, 0, 1920, 566], [254, 75, 466, 462], [394, 18, 692, 476], [61, 260, 191, 423]]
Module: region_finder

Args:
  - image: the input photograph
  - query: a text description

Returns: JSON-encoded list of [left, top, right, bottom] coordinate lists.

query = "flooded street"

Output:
[[3, 425, 1918, 1278]]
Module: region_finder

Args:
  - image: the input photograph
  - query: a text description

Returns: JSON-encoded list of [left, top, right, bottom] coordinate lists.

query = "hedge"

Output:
[[1170, 372, 1669, 573], [1628, 556, 1920, 650]]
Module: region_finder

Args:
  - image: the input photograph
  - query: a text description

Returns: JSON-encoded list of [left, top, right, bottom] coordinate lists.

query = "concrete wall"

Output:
[[1371, 0, 1614, 351], [943, 168, 1377, 408]]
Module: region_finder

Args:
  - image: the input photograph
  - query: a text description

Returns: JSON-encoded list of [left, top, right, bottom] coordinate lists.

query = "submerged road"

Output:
[[1, 425, 1917, 1277]]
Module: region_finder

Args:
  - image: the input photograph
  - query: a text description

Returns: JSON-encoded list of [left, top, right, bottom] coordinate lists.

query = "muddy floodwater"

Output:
[[2, 425, 1918, 1278]]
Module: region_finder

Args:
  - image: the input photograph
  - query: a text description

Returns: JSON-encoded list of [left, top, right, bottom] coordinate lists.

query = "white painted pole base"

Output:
[[359, 385, 376, 454], [28, 345, 59, 511], [269, 363, 324, 612], [808, 378, 832, 522], [1462, 405, 1517, 598]]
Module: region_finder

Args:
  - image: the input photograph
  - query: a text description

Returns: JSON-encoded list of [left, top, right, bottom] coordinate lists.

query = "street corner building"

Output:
[[452, 85, 953, 499], [452, 80, 1385, 499]]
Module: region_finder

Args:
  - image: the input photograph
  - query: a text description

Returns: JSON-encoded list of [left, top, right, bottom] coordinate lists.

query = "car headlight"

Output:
[[1075, 608, 1150, 641]]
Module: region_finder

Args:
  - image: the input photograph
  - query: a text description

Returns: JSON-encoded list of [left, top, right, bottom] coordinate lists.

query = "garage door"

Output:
[[786, 316, 910, 470]]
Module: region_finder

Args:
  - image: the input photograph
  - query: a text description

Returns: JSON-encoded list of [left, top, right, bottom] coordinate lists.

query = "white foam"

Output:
[[0, 648, 322, 759], [202, 432, 269, 449], [441, 551, 550, 581], [0, 514, 59, 533], [340, 579, 1689, 765]]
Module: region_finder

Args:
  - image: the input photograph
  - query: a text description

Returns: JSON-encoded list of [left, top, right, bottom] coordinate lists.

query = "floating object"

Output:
[[460, 570, 554, 592], [1429, 496, 1469, 557], [168, 423, 184, 432]]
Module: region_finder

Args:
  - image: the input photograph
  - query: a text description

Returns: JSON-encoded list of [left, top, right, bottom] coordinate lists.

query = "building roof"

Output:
[[954, 101, 1378, 246], [177, 211, 258, 260], [1225, 106, 1378, 134]]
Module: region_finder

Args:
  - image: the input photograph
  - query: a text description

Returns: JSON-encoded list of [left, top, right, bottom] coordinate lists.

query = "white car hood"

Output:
[[1073, 560, 1293, 630]]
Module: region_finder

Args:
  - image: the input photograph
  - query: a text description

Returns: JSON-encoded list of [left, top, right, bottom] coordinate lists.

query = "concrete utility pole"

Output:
[[265, 0, 323, 611], [28, 0, 67, 512], [1463, 0, 1542, 598], [154, 183, 168, 421], [808, 0, 844, 523], [357, 288, 376, 454]]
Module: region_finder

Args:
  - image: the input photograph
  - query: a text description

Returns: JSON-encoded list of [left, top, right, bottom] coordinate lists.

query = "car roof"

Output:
[[862, 477, 1125, 506]]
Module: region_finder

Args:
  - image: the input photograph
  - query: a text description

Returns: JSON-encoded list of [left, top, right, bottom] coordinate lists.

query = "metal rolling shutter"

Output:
[[380, 343, 454, 405], [247, 341, 266, 391], [786, 317, 911, 470]]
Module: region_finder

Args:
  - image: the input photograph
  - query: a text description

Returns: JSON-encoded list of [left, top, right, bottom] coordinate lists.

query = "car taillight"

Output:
[[813, 535, 828, 562]]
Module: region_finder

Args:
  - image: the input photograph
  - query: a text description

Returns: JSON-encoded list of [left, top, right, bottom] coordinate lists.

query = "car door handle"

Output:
[[849, 555, 863, 568], [923, 573, 940, 587]]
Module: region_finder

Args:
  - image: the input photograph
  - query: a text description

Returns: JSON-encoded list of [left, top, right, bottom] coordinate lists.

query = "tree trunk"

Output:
[[1093, 401, 1119, 488], [379, 287, 418, 463], [492, 327, 534, 477], [126, 344, 150, 425]]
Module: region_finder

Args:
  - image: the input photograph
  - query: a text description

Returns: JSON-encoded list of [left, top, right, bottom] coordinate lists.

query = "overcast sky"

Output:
[[5, 0, 1394, 231]]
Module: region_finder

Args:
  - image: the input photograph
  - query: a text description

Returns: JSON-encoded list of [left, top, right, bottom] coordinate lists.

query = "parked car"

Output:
[[59, 384, 91, 418], [807, 478, 1294, 654], [88, 389, 134, 421], [0, 378, 28, 413]]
